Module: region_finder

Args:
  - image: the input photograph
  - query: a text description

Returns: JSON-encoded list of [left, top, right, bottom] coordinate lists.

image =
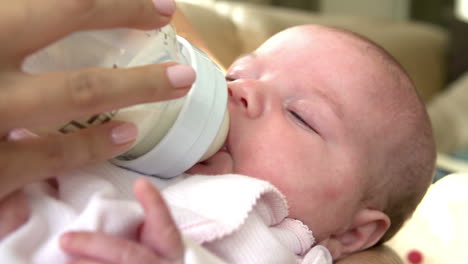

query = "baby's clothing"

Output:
[[0, 162, 331, 264]]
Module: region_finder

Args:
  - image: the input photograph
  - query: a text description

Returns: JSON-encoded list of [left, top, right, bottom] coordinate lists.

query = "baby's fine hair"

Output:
[[330, 27, 436, 243]]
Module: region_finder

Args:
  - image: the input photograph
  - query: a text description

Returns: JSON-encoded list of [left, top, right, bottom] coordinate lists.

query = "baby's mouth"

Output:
[[187, 137, 234, 175], [198, 137, 230, 166], [220, 145, 229, 153], [220, 136, 231, 154]]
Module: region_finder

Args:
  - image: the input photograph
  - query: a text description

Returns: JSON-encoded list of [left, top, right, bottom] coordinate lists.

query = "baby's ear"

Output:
[[321, 209, 390, 260]]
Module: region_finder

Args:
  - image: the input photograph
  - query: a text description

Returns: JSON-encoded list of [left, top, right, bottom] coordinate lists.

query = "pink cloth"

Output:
[[0, 162, 331, 264]]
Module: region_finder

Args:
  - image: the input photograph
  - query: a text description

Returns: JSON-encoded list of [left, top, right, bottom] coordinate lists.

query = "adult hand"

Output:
[[0, 0, 196, 199], [60, 178, 184, 264]]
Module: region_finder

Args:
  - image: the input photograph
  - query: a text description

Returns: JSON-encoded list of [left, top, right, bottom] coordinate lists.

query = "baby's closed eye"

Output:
[[288, 110, 319, 134]]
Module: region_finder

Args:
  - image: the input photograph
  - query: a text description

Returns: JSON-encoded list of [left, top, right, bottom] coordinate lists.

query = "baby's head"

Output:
[[189, 25, 435, 259]]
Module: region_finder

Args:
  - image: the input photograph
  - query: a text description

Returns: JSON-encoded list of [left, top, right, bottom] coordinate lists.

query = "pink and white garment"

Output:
[[0, 162, 331, 264]]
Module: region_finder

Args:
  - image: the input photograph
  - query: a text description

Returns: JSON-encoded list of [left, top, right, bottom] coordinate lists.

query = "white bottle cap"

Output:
[[112, 37, 228, 178]]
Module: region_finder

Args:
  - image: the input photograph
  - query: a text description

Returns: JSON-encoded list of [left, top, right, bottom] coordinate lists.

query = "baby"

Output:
[[190, 24, 436, 258], [0, 25, 435, 263]]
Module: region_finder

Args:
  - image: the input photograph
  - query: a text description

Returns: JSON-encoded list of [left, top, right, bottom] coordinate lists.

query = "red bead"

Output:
[[407, 249, 423, 264]]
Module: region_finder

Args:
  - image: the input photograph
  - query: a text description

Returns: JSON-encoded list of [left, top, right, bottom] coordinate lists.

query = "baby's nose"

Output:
[[227, 81, 263, 119], [228, 87, 248, 108]]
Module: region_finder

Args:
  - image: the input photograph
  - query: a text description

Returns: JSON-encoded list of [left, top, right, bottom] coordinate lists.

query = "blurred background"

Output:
[[231, 0, 453, 28], [186, 0, 455, 25], [183, 0, 468, 82]]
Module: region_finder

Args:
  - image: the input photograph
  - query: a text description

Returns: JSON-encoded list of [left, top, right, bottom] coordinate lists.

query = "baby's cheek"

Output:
[[322, 183, 342, 201]]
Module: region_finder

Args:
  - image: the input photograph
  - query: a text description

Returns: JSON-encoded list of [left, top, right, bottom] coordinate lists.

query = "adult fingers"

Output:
[[69, 260, 103, 264], [0, 0, 176, 61], [0, 190, 30, 239], [0, 122, 136, 199], [134, 178, 184, 261], [0, 64, 195, 134], [60, 231, 167, 264]]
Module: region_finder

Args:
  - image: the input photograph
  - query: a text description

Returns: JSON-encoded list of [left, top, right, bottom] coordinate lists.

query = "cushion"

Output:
[[387, 173, 468, 264]]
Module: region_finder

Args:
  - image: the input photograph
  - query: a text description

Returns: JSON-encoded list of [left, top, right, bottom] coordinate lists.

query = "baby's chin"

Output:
[[186, 150, 234, 175]]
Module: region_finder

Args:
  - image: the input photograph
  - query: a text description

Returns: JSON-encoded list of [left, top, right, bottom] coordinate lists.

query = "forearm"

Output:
[[336, 245, 403, 264]]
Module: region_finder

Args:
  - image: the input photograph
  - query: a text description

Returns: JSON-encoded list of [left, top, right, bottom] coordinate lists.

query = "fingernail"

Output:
[[152, 0, 176, 16], [111, 123, 138, 145], [7, 128, 38, 141], [166, 64, 196, 89]]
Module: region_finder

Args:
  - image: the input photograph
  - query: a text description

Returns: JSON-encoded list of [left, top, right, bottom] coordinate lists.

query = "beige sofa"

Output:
[[177, 1, 468, 263]]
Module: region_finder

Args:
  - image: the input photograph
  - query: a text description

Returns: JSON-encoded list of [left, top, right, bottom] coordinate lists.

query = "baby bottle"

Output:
[[23, 25, 229, 178]]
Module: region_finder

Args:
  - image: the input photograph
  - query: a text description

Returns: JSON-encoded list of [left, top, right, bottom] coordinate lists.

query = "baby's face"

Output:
[[189, 26, 392, 242]]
